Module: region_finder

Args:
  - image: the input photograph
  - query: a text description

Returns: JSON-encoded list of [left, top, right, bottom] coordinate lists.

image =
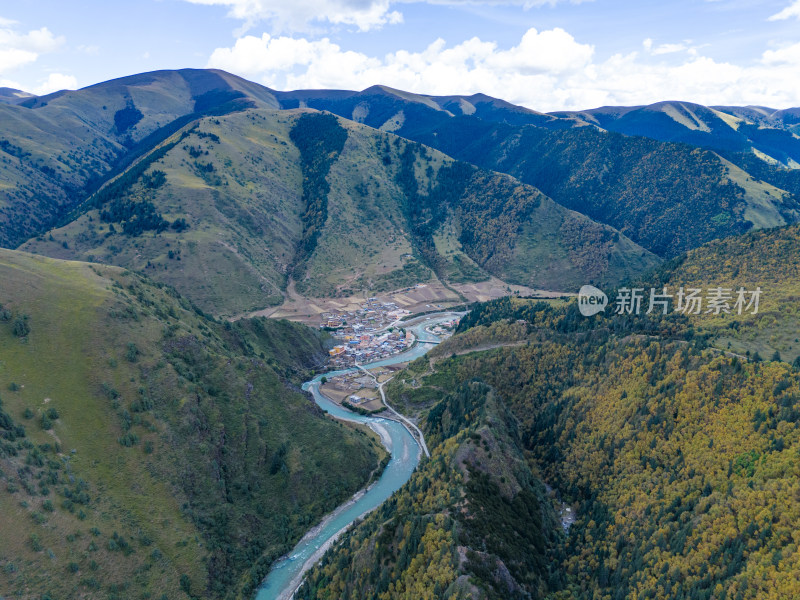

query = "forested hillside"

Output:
[[19, 103, 655, 314], [298, 235, 800, 598], [0, 249, 384, 599], [282, 88, 800, 258], [411, 118, 798, 257], [298, 374, 562, 600], [553, 101, 800, 168], [656, 223, 800, 364]]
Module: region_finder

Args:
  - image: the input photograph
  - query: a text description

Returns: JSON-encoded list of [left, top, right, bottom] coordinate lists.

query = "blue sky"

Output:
[[1, 0, 799, 110]]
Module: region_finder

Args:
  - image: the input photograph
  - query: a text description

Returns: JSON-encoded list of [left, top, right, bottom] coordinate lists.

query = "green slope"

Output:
[[0, 69, 279, 248], [298, 377, 562, 600], [411, 118, 800, 257], [20, 110, 304, 316], [280, 88, 800, 258], [19, 108, 657, 316], [0, 248, 383, 599], [553, 101, 800, 168]]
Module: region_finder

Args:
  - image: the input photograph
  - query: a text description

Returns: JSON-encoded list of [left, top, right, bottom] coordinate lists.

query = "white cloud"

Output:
[[185, 0, 402, 32], [643, 38, 696, 56], [769, 0, 800, 20], [78, 44, 100, 55], [209, 28, 593, 87], [762, 41, 800, 65], [651, 42, 687, 55], [32, 72, 77, 95], [207, 27, 800, 110], [0, 22, 64, 75], [0, 48, 38, 72], [183, 0, 584, 32]]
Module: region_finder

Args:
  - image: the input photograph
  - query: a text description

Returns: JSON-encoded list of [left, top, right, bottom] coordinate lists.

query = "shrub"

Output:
[[12, 315, 30, 337], [118, 432, 139, 447], [126, 342, 140, 363]]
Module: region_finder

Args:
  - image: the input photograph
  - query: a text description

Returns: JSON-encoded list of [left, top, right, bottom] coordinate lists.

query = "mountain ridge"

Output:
[[1, 71, 659, 315]]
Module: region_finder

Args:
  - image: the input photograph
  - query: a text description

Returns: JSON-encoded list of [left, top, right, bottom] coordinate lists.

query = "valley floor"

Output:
[[244, 276, 567, 326]]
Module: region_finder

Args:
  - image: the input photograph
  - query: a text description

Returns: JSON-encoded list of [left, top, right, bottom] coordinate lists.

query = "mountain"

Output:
[[275, 85, 569, 133], [297, 377, 562, 600], [552, 101, 800, 168], [277, 88, 800, 258], [299, 266, 800, 598], [0, 248, 383, 599], [549, 102, 800, 226], [0, 87, 35, 105], [0, 69, 278, 249], [5, 77, 656, 316], [5, 68, 799, 314]]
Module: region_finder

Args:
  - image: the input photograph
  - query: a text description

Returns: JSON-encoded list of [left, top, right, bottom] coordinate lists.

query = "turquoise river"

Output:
[[255, 314, 460, 600]]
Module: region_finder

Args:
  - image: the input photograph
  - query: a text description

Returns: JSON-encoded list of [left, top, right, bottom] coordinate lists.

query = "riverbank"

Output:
[[255, 314, 460, 600]]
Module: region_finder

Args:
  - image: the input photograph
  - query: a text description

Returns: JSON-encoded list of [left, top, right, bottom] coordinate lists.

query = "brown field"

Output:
[[248, 276, 566, 326], [320, 381, 382, 411]]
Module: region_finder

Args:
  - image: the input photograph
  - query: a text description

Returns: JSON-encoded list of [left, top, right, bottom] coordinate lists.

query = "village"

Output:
[[322, 297, 417, 368]]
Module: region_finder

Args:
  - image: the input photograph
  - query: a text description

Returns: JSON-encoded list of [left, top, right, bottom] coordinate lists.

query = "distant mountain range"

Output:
[[2, 69, 799, 315], [0, 87, 35, 105]]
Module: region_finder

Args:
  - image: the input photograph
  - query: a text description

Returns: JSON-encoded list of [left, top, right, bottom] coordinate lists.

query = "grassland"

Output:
[[0, 248, 384, 599]]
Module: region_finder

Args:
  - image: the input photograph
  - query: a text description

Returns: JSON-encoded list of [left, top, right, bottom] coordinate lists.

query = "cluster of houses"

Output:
[[426, 319, 459, 336], [322, 299, 416, 367], [320, 298, 411, 330], [325, 372, 381, 405], [327, 329, 414, 367]]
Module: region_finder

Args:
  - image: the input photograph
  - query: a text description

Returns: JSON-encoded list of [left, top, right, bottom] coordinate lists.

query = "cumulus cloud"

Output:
[[769, 0, 800, 20], [207, 27, 800, 110], [762, 41, 800, 65], [32, 73, 77, 95], [184, 0, 585, 32], [0, 20, 64, 76]]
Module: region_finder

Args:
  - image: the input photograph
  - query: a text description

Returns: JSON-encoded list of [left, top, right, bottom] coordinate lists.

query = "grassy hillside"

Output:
[[303, 288, 800, 599], [411, 117, 800, 257], [553, 101, 800, 168], [0, 69, 278, 248], [0, 248, 384, 599], [275, 85, 565, 134], [21, 110, 305, 316], [20, 107, 656, 315], [5, 71, 798, 267]]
